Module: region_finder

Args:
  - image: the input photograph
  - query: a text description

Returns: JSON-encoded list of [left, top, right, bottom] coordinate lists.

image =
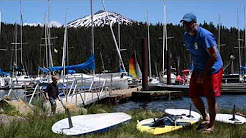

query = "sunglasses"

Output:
[[183, 21, 193, 25]]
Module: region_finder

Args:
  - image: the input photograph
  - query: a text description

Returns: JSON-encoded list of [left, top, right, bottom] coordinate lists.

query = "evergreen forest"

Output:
[[0, 22, 243, 76]]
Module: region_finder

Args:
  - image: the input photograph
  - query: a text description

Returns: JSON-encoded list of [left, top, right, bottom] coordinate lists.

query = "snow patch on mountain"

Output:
[[23, 21, 62, 28], [68, 10, 135, 28]]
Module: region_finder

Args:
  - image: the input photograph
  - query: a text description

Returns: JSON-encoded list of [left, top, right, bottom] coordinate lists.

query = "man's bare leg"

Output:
[[206, 97, 217, 131], [51, 105, 57, 115], [191, 97, 210, 124]]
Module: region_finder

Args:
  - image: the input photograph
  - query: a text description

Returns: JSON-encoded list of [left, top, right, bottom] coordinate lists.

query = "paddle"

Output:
[[58, 93, 73, 128]]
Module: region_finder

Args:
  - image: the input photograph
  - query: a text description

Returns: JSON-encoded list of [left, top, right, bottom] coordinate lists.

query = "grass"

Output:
[[0, 100, 246, 138]]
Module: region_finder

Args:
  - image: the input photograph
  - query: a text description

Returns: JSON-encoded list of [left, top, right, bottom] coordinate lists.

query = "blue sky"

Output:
[[0, 0, 246, 29]]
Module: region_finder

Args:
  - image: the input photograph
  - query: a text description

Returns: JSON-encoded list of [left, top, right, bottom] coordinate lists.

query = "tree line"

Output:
[[0, 22, 243, 76]]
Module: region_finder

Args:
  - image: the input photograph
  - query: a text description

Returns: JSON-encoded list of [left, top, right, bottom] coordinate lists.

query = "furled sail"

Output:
[[39, 54, 95, 72], [0, 68, 10, 76]]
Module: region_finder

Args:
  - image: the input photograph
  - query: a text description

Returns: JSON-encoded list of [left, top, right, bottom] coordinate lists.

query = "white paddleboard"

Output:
[[164, 109, 201, 123], [52, 112, 131, 135], [215, 114, 246, 124]]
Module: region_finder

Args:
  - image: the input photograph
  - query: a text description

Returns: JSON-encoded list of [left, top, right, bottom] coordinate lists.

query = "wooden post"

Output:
[[142, 38, 149, 91], [110, 74, 112, 95], [167, 49, 171, 85]]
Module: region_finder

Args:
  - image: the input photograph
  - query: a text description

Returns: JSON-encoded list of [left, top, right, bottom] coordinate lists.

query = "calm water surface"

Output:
[[0, 89, 26, 99], [115, 95, 246, 112], [1, 90, 245, 111]]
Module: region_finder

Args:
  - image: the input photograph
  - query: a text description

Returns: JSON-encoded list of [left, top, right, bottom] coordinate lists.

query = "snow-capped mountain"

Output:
[[23, 21, 62, 28], [68, 10, 135, 28], [23, 22, 43, 27]]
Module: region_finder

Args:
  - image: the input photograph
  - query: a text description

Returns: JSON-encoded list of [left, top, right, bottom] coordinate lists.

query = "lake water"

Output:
[[1, 90, 245, 112], [115, 95, 246, 112], [0, 89, 26, 99]]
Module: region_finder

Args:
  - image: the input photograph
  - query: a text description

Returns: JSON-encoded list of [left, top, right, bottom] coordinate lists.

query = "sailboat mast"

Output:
[[62, 10, 68, 77], [101, 0, 126, 73], [20, 0, 23, 65], [90, 0, 94, 55], [244, 6, 246, 66], [164, 4, 168, 53], [47, 0, 53, 67], [44, 14, 48, 68], [90, 0, 95, 75], [162, 3, 166, 73], [0, 11, 1, 35], [15, 22, 18, 67], [118, 14, 121, 68], [66, 26, 69, 65], [237, 10, 242, 71], [147, 11, 152, 77], [218, 14, 221, 52]]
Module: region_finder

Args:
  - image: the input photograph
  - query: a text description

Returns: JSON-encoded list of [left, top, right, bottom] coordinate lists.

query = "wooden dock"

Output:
[[149, 83, 246, 95], [148, 84, 189, 96], [45, 82, 246, 113], [132, 90, 183, 101], [53, 88, 139, 113], [221, 83, 246, 94], [100, 88, 138, 104]]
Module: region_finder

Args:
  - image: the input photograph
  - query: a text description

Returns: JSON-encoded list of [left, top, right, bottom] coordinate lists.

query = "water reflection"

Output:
[[115, 95, 246, 112]]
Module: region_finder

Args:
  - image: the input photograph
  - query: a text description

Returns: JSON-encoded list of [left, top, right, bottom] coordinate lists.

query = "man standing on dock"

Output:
[[180, 13, 223, 133], [45, 75, 60, 116]]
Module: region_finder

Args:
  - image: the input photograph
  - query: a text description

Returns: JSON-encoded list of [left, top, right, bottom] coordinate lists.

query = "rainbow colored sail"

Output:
[[129, 52, 142, 79]]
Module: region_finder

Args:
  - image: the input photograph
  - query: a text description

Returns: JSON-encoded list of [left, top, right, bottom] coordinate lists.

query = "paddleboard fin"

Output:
[[229, 104, 239, 121], [186, 104, 194, 118], [153, 118, 156, 124]]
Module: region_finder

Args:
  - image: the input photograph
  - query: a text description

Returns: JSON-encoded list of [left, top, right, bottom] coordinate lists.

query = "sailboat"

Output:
[[159, 3, 176, 85], [36, 0, 60, 84], [36, 0, 128, 90], [9, 0, 33, 89], [146, 11, 159, 84], [0, 68, 11, 89], [128, 52, 142, 85]]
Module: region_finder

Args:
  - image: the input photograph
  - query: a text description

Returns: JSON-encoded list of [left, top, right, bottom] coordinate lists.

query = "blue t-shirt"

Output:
[[183, 26, 223, 74]]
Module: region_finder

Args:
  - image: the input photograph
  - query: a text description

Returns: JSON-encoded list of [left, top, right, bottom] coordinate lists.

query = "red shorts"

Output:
[[189, 68, 223, 98]]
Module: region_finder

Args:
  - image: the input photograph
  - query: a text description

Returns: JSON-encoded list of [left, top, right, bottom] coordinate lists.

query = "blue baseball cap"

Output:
[[180, 13, 197, 23]]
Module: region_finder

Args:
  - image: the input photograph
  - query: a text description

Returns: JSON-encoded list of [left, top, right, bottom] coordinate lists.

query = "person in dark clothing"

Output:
[[45, 75, 60, 115]]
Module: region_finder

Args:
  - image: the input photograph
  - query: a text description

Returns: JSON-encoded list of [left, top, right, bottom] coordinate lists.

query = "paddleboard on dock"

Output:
[[52, 112, 131, 135]]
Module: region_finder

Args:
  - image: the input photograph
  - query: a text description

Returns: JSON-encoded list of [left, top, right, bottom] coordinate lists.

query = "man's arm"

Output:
[[45, 91, 49, 100], [45, 84, 50, 100], [197, 46, 217, 84]]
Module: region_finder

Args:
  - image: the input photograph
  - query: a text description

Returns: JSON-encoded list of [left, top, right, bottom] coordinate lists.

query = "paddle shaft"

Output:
[[58, 97, 73, 128]]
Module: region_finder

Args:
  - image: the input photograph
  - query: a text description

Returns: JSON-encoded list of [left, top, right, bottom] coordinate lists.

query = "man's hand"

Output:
[[197, 72, 207, 84], [58, 96, 61, 101], [197, 46, 218, 84], [45, 95, 49, 100]]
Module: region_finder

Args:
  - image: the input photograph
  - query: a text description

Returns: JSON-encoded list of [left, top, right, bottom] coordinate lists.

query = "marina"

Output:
[[0, 0, 246, 137]]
